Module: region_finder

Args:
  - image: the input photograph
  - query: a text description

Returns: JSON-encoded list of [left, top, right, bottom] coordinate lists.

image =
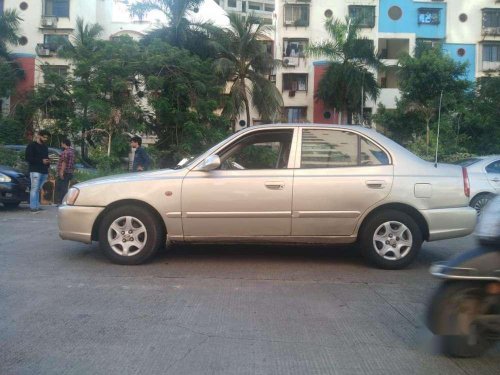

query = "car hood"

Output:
[[0, 165, 26, 178], [75, 168, 183, 189]]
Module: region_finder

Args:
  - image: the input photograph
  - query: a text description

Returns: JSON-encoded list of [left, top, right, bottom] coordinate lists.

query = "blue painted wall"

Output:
[[379, 0, 446, 39], [443, 44, 476, 82]]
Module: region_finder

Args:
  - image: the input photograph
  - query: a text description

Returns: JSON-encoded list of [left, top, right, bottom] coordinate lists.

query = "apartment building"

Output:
[[275, 0, 500, 125], [213, 0, 275, 22], [0, 0, 158, 112]]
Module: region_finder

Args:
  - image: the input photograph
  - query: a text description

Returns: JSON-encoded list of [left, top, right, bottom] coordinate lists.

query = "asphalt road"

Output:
[[0, 205, 499, 375]]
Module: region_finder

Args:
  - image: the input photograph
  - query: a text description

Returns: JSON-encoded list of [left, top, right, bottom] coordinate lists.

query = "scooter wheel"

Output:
[[426, 281, 493, 358]]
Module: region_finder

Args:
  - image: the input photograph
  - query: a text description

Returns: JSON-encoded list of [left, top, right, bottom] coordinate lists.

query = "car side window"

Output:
[[486, 161, 500, 174], [360, 137, 389, 166], [218, 130, 294, 170], [300, 129, 389, 168]]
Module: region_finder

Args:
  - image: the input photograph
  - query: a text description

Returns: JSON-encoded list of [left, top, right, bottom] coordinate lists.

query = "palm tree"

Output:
[[0, 9, 24, 98], [129, 0, 203, 47], [209, 13, 283, 129], [307, 17, 381, 125]]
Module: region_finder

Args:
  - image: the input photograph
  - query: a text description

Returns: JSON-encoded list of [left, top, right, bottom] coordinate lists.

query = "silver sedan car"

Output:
[[456, 155, 500, 215], [59, 125, 476, 269]]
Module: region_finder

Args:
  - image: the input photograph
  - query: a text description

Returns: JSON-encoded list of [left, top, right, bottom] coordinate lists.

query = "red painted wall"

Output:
[[313, 64, 339, 124], [14, 56, 36, 97]]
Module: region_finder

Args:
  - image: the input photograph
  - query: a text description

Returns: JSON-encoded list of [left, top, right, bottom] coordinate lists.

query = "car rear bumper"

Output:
[[421, 206, 477, 241], [58, 205, 105, 243]]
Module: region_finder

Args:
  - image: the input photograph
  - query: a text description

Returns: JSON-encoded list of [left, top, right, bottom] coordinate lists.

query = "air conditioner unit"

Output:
[[283, 57, 299, 67], [284, 20, 294, 26], [42, 18, 54, 27], [38, 48, 51, 56], [288, 90, 296, 97]]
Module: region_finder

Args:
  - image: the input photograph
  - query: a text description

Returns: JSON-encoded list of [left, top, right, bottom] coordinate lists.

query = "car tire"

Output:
[[3, 201, 21, 209], [359, 210, 423, 270], [426, 281, 492, 358], [98, 205, 165, 265], [470, 193, 495, 216]]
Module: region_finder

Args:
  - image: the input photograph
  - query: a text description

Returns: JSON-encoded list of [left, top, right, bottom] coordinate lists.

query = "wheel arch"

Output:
[[358, 203, 430, 241], [91, 199, 167, 241]]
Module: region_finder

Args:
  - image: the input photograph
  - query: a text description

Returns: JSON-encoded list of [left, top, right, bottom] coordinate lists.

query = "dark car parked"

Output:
[[0, 165, 30, 208], [1, 144, 96, 174]]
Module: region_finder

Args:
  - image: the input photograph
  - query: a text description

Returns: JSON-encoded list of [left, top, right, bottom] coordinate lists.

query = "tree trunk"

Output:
[[426, 117, 431, 155], [338, 111, 343, 125], [244, 96, 251, 128], [107, 131, 112, 157]]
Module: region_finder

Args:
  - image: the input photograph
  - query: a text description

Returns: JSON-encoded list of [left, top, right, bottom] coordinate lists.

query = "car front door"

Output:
[[292, 128, 394, 236], [181, 129, 297, 238]]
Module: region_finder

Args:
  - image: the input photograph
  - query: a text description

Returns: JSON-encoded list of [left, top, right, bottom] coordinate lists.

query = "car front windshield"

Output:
[[173, 131, 243, 170]]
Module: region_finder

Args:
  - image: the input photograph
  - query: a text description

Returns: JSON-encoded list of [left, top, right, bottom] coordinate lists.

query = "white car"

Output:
[[456, 155, 500, 215]]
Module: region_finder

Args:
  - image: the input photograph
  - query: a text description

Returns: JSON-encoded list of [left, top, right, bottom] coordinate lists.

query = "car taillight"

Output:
[[462, 167, 470, 198]]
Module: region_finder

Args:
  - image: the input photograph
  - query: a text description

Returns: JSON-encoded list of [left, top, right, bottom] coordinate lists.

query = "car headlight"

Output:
[[63, 187, 80, 206], [0, 173, 11, 182]]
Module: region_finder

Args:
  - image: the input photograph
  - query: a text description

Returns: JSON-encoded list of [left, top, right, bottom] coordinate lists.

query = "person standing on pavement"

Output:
[[25, 130, 51, 212], [55, 138, 75, 205], [130, 136, 151, 172]]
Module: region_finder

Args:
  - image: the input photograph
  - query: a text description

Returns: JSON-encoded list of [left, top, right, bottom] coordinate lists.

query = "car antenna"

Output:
[[434, 90, 444, 168]]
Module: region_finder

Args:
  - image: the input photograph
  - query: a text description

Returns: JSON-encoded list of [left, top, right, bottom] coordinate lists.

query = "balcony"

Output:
[[378, 38, 409, 65], [36, 44, 52, 57], [41, 15, 58, 28], [482, 27, 500, 36]]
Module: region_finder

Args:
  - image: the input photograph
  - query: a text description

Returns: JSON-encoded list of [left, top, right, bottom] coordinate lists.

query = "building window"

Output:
[[324, 9, 333, 18], [284, 4, 309, 27], [44, 65, 69, 78], [227, 0, 237, 8], [20, 2, 28, 11], [282, 74, 308, 92], [284, 107, 307, 123], [482, 9, 500, 35], [0, 0, 4, 15], [459, 13, 468, 23], [483, 44, 500, 62], [418, 8, 440, 25], [43, 34, 69, 51], [283, 39, 308, 57], [248, 2, 261, 11], [348, 5, 375, 28], [264, 5, 274, 13], [44, 0, 69, 17]]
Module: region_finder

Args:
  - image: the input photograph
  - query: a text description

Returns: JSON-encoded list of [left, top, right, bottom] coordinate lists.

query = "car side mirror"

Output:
[[198, 155, 221, 171]]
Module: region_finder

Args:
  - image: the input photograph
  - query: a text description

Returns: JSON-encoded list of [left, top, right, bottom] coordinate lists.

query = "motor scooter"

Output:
[[426, 196, 500, 357]]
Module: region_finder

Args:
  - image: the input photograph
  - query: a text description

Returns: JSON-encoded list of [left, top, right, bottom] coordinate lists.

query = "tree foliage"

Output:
[[0, 9, 24, 98], [209, 13, 283, 129], [307, 17, 381, 124]]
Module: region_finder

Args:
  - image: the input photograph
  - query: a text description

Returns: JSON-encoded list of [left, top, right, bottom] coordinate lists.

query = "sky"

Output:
[[112, 0, 230, 27]]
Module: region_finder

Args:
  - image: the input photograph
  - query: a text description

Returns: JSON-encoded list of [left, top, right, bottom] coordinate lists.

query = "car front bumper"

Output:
[[58, 205, 105, 243], [0, 182, 29, 203], [421, 206, 477, 241]]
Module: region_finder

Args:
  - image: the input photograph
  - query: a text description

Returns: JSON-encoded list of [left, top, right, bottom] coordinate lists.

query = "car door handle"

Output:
[[365, 180, 386, 189], [265, 182, 285, 190], [492, 177, 500, 182]]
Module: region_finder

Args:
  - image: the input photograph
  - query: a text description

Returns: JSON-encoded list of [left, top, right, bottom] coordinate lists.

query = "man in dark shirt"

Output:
[[130, 136, 151, 172], [25, 130, 51, 212], [55, 138, 75, 205]]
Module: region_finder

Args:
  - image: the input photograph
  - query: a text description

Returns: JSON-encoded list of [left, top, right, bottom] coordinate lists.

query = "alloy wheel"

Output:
[[372, 221, 413, 261], [107, 216, 148, 257]]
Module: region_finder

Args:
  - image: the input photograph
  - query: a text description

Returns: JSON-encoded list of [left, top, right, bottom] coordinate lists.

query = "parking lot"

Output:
[[1, 205, 499, 374]]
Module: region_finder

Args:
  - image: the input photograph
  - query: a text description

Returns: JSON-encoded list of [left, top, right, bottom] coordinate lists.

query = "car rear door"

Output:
[[485, 159, 500, 193], [292, 127, 394, 236]]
